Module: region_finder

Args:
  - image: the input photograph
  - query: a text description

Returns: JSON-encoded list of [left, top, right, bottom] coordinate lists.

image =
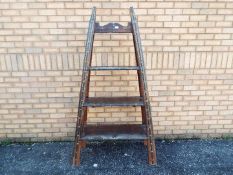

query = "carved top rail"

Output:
[[94, 22, 132, 33]]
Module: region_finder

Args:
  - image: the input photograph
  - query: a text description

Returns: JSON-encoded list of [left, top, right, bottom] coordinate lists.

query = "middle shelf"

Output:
[[83, 96, 144, 107]]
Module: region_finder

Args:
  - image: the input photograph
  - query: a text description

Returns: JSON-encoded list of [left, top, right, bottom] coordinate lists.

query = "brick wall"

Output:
[[0, 0, 233, 141]]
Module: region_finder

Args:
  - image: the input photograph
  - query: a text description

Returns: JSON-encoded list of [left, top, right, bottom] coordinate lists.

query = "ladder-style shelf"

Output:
[[72, 7, 157, 166]]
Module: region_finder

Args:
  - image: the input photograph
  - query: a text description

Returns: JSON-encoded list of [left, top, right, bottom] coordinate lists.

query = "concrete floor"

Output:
[[1, 139, 233, 175]]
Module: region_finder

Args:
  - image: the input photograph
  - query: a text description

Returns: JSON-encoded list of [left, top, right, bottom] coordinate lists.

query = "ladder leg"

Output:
[[73, 140, 86, 166], [144, 139, 148, 146], [72, 7, 95, 166], [73, 105, 84, 166], [73, 142, 81, 166], [147, 139, 156, 165], [80, 140, 87, 149], [81, 107, 88, 132], [131, 7, 157, 165], [81, 108, 88, 149]]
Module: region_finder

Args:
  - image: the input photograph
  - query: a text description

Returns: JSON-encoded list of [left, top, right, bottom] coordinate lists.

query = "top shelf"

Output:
[[89, 66, 140, 71]]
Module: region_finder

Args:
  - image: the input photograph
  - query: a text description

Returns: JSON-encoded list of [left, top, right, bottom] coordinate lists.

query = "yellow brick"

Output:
[[47, 2, 64, 8], [0, 1, 232, 141], [157, 2, 173, 8], [39, 9, 56, 15], [65, 2, 83, 8], [138, 2, 156, 8]]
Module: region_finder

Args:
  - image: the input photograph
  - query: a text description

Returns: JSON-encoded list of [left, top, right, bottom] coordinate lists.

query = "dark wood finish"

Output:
[[73, 7, 157, 166], [144, 139, 148, 146], [73, 7, 96, 166], [132, 32, 147, 125], [95, 22, 132, 33], [81, 124, 147, 140], [83, 96, 144, 107], [80, 140, 87, 149], [130, 7, 157, 165], [89, 66, 140, 71], [73, 143, 81, 165]]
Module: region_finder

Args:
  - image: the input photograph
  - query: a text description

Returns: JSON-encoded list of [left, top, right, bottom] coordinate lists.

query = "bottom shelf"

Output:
[[81, 124, 147, 140]]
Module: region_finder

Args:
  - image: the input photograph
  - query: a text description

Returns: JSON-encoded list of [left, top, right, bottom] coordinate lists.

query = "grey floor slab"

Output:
[[1, 140, 233, 175]]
